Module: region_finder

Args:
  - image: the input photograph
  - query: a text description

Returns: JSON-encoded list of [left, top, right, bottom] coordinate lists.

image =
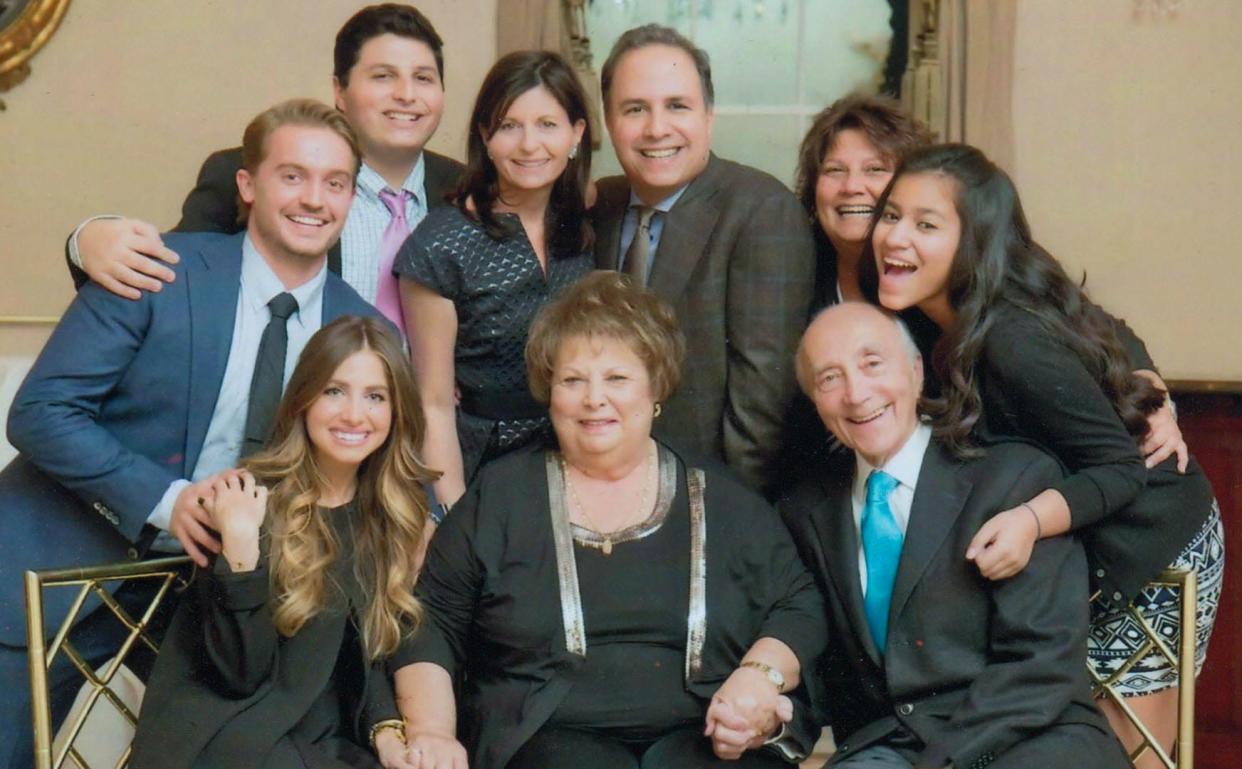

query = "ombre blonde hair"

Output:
[[245, 315, 437, 660]]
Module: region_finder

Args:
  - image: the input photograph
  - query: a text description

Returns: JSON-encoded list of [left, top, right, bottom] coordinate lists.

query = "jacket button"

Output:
[[1095, 568, 1106, 578], [897, 702, 914, 716], [1112, 591, 1124, 602]]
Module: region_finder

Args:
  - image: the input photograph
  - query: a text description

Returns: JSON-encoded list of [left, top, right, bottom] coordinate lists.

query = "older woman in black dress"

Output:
[[396, 51, 593, 510], [863, 144, 1223, 768], [130, 318, 436, 769], [389, 272, 827, 769]]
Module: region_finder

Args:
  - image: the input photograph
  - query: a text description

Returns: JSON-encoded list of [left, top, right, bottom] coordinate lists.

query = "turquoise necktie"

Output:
[[862, 470, 903, 653]]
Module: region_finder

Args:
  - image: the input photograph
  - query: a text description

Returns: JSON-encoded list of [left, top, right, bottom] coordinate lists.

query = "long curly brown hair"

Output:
[[245, 316, 438, 660], [859, 144, 1165, 456]]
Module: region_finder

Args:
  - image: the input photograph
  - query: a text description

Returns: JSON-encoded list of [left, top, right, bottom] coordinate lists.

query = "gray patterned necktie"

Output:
[[623, 206, 656, 286]]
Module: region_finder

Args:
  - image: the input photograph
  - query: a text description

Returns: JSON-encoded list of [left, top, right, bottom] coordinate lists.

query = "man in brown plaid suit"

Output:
[[592, 24, 816, 494]]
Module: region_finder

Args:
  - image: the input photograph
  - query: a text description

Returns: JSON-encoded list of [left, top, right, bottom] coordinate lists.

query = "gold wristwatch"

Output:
[[739, 660, 786, 692]]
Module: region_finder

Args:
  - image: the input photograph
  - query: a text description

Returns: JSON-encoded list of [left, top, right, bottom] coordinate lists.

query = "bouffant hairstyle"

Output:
[[525, 271, 685, 404]]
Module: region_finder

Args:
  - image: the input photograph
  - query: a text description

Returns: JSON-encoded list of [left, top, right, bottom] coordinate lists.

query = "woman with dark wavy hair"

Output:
[[861, 143, 1223, 767], [131, 316, 437, 769], [395, 50, 593, 512]]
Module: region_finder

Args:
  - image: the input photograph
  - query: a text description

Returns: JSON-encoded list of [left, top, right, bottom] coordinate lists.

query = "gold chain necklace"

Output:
[[561, 447, 654, 556]]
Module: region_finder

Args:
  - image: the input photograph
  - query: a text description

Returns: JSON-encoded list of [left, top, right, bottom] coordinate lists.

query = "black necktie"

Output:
[[242, 292, 298, 456]]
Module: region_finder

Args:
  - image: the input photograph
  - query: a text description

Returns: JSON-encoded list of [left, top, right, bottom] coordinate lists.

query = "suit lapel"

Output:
[[809, 463, 883, 665], [647, 155, 723, 302], [184, 234, 244, 474], [889, 442, 971, 627]]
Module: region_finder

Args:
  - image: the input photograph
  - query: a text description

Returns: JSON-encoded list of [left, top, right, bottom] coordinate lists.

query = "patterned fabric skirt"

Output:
[[1087, 501, 1225, 696]]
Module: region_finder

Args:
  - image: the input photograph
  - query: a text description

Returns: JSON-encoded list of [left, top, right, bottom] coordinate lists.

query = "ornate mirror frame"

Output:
[[0, 0, 72, 111]]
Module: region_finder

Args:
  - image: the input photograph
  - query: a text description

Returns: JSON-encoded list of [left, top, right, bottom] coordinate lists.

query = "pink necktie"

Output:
[[377, 188, 414, 335]]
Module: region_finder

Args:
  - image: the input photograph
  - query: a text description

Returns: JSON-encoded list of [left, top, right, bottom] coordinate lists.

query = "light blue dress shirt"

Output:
[[340, 157, 428, 302], [146, 236, 327, 547], [618, 185, 690, 279]]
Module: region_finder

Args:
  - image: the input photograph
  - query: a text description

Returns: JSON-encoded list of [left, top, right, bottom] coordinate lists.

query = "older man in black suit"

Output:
[[591, 24, 816, 495], [780, 303, 1130, 769]]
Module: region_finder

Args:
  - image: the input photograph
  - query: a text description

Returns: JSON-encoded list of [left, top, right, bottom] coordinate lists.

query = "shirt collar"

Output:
[[241, 234, 327, 329], [852, 421, 932, 499], [356, 153, 426, 203], [628, 183, 689, 214]]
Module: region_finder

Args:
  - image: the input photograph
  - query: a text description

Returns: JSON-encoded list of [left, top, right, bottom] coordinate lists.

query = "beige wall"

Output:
[[1012, 0, 1242, 381], [0, 0, 495, 356]]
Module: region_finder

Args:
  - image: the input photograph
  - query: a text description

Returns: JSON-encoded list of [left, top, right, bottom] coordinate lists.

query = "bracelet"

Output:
[[369, 718, 406, 750], [1021, 503, 1042, 539]]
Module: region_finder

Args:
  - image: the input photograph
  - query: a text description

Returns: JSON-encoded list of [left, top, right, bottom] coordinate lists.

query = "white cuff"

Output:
[[68, 214, 123, 269], [148, 479, 190, 531]]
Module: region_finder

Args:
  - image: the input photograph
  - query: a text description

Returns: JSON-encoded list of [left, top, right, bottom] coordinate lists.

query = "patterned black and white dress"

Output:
[[395, 206, 592, 482]]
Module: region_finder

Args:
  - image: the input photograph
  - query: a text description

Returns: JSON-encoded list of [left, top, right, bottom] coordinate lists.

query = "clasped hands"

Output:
[[170, 469, 267, 567], [705, 665, 793, 760]]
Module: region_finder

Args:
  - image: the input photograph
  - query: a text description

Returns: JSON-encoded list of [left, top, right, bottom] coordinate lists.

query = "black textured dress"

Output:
[[394, 206, 592, 482]]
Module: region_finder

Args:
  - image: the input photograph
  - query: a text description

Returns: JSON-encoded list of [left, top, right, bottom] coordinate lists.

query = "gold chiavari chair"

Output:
[[24, 556, 192, 769], [1090, 568, 1198, 769]]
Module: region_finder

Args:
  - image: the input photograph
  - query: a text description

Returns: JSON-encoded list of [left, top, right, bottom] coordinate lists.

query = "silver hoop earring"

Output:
[[653, 403, 662, 418]]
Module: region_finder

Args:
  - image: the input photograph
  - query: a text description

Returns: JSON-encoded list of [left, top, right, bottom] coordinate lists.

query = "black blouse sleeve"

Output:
[[200, 559, 279, 698], [390, 482, 484, 676], [982, 312, 1146, 529], [392, 214, 464, 301]]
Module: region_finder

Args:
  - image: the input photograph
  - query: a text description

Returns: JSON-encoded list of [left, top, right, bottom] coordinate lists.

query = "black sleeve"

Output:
[[389, 482, 484, 677], [199, 559, 279, 698], [62, 147, 243, 289], [916, 455, 1092, 769], [173, 148, 246, 234], [982, 313, 1146, 529]]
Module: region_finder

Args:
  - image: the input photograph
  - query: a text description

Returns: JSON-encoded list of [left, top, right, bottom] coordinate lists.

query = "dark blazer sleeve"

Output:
[[198, 561, 279, 698], [6, 283, 178, 539], [982, 312, 1146, 529], [174, 148, 247, 234], [915, 455, 1092, 769], [390, 482, 483, 677], [422, 150, 465, 208], [722, 181, 816, 490]]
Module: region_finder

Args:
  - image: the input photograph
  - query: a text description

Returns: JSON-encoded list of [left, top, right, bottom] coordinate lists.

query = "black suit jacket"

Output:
[[781, 439, 1122, 769], [592, 155, 816, 494]]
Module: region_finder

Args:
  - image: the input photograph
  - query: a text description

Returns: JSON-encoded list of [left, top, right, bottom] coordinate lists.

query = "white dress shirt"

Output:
[[340, 157, 428, 302], [850, 422, 932, 593], [145, 236, 327, 547]]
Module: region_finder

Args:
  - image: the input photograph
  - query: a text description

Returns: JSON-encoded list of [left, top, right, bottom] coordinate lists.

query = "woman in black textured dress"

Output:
[[395, 51, 593, 508]]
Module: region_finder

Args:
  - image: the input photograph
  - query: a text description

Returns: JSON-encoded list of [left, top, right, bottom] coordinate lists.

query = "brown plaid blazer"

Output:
[[593, 154, 815, 493]]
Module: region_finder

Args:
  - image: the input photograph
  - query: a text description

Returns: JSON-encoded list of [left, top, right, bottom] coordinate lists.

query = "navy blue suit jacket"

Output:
[[0, 231, 381, 646]]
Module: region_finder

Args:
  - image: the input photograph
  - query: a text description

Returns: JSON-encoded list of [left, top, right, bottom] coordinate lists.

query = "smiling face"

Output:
[[815, 128, 895, 253], [305, 348, 393, 481], [873, 172, 962, 328], [237, 124, 355, 266], [605, 44, 713, 205], [484, 85, 586, 199], [333, 33, 445, 167], [549, 334, 656, 471], [800, 303, 923, 467]]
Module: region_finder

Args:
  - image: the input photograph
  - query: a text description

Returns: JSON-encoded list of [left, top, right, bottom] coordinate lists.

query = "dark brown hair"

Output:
[[334, 3, 445, 86], [457, 50, 593, 256], [858, 144, 1165, 456], [794, 93, 931, 223], [600, 24, 714, 110]]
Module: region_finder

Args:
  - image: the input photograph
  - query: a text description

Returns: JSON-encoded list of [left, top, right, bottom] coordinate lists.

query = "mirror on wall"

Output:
[[0, 0, 72, 110]]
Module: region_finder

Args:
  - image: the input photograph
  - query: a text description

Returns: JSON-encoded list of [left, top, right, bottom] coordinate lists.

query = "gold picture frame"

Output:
[[0, 0, 72, 111]]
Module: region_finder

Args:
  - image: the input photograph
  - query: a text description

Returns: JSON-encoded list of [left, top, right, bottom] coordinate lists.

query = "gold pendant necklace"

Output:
[[561, 447, 654, 556]]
